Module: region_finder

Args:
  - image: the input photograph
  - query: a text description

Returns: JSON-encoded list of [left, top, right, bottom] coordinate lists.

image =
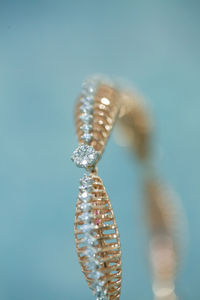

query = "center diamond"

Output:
[[71, 143, 100, 169]]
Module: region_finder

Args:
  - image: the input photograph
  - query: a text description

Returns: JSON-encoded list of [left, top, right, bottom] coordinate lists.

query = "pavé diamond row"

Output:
[[80, 79, 96, 143], [78, 174, 107, 299], [71, 78, 100, 169], [72, 76, 122, 300]]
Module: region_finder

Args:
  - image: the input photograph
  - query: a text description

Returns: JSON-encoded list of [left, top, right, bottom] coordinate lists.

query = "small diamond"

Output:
[[83, 233, 96, 246], [79, 202, 92, 211], [96, 290, 107, 300], [91, 281, 105, 293], [86, 258, 100, 269], [80, 174, 93, 187], [80, 95, 94, 105], [81, 133, 93, 143], [88, 271, 104, 280], [80, 103, 93, 114], [79, 191, 91, 202], [82, 159, 88, 167], [82, 80, 96, 95], [84, 246, 97, 257], [79, 212, 93, 222], [79, 184, 92, 192], [80, 113, 93, 124], [71, 144, 100, 169], [80, 223, 94, 233], [80, 124, 92, 133]]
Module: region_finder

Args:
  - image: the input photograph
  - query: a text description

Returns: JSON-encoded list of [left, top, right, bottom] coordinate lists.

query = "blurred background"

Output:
[[0, 0, 200, 299]]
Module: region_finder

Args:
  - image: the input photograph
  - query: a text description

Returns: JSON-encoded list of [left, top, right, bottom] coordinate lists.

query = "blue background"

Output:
[[0, 0, 200, 299]]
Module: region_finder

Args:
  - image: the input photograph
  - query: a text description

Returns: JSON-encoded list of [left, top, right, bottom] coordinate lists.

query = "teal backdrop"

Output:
[[0, 0, 200, 299]]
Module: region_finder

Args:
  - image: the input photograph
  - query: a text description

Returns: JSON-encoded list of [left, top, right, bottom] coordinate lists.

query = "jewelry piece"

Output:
[[118, 92, 184, 300], [118, 91, 183, 300], [72, 77, 121, 300], [71, 76, 184, 300]]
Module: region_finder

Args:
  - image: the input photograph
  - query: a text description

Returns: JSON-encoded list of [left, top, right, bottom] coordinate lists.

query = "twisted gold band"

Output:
[[71, 76, 181, 300]]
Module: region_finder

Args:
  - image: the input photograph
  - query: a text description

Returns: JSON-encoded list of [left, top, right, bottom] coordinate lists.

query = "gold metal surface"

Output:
[[74, 80, 153, 299], [73, 78, 181, 300], [118, 90, 152, 159], [75, 84, 120, 155], [74, 173, 121, 299]]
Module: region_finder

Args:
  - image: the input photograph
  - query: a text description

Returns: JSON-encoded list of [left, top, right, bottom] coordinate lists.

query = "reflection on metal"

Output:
[[72, 75, 186, 299]]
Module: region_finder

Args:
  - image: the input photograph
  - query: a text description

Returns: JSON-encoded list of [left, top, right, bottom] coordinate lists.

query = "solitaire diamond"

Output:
[[71, 144, 100, 169]]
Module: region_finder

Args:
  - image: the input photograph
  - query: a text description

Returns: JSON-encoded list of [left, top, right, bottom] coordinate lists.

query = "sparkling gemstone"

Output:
[[80, 223, 94, 233], [84, 246, 97, 257], [88, 153, 96, 162], [81, 133, 93, 143], [82, 159, 89, 167], [80, 124, 92, 133], [82, 80, 96, 95], [83, 233, 96, 245], [80, 113, 93, 124], [91, 281, 105, 293], [79, 184, 92, 192], [96, 290, 107, 300], [79, 174, 93, 191], [80, 103, 93, 114], [79, 202, 92, 211], [79, 191, 91, 202], [88, 271, 104, 280], [71, 144, 100, 169], [86, 258, 100, 269], [80, 95, 94, 105], [78, 212, 93, 222], [80, 174, 93, 187]]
